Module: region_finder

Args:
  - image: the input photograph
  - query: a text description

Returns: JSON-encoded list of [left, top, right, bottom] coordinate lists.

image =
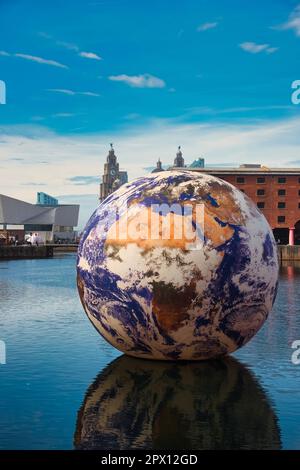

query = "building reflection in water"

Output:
[[280, 262, 300, 341], [74, 355, 281, 450]]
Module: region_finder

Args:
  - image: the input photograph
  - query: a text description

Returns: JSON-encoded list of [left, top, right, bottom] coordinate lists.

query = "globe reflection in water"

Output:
[[74, 356, 281, 450]]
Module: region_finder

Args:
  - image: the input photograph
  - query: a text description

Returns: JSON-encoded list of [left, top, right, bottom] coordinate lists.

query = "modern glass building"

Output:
[[36, 192, 58, 206]]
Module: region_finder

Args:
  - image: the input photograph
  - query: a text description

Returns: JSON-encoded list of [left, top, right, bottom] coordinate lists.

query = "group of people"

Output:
[[25, 233, 42, 246]]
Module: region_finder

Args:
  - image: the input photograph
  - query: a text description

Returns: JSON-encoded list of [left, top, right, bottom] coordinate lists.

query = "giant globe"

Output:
[[77, 171, 278, 360]]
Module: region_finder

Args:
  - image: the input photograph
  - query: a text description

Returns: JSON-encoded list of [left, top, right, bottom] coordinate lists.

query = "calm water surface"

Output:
[[0, 254, 299, 449]]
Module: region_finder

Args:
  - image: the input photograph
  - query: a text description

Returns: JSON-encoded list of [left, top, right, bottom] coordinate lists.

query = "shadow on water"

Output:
[[74, 355, 281, 450]]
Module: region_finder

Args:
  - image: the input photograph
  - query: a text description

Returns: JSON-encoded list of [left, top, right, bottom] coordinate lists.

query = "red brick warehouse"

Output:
[[192, 164, 300, 245]]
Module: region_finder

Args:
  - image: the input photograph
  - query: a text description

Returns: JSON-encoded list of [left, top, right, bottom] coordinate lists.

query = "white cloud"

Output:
[[1, 116, 300, 212], [47, 89, 100, 96], [108, 73, 166, 88], [239, 42, 278, 54], [197, 22, 218, 32], [0, 50, 68, 68], [79, 51, 102, 60], [48, 88, 75, 95], [38, 32, 103, 60], [14, 53, 68, 68], [276, 4, 300, 36], [80, 91, 100, 96]]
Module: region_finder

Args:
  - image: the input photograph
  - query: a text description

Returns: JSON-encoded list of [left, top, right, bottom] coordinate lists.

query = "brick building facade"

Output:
[[192, 164, 300, 245]]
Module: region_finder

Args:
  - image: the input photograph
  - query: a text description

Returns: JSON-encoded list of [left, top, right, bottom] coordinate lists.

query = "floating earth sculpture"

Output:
[[77, 170, 278, 360]]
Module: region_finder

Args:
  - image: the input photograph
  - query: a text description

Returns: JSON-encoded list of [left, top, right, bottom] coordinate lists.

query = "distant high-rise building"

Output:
[[36, 192, 58, 206], [173, 146, 185, 168], [151, 158, 164, 173], [99, 144, 128, 202], [189, 158, 205, 169], [119, 171, 129, 185]]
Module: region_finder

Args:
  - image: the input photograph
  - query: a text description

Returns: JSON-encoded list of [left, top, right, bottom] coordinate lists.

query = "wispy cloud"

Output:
[[15, 53, 68, 68], [80, 91, 100, 96], [67, 175, 100, 185], [124, 113, 141, 120], [239, 42, 278, 54], [275, 4, 300, 37], [184, 105, 293, 117], [38, 32, 52, 40], [197, 22, 218, 32], [31, 116, 45, 122], [47, 88, 100, 96], [108, 73, 166, 88], [47, 88, 75, 95], [79, 51, 102, 60], [38, 32, 102, 60], [38, 32, 80, 51], [56, 40, 79, 51], [0, 50, 68, 68], [52, 113, 75, 118], [22, 182, 46, 186]]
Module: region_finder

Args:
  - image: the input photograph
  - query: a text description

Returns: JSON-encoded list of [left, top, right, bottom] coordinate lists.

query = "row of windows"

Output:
[[257, 214, 287, 223], [255, 189, 300, 196], [256, 202, 300, 209], [236, 176, 298, 184], [240, 189, 289, 196]]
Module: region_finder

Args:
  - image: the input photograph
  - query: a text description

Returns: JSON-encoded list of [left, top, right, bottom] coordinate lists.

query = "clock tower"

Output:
[[99, 144, 128, 201]]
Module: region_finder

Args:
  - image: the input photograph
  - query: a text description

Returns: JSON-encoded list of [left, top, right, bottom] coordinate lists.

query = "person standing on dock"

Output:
[[31, 233, 39, 246], [25, 233, 33, 245]]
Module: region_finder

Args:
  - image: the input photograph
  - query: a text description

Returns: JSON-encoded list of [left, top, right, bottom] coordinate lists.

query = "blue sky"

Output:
[[0, 0, 300, 227]]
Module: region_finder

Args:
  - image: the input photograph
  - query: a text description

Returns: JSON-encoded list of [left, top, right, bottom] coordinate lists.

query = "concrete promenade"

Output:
[[1, 244, 300, 262]]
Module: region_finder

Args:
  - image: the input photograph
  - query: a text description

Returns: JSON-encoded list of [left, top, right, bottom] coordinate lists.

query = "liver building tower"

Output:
[[99, 144, 128, 202]]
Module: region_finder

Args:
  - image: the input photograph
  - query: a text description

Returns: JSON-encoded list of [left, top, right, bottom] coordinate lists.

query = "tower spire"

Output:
[[174, 145, 185, 167], [152, 157, 164, 173]]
